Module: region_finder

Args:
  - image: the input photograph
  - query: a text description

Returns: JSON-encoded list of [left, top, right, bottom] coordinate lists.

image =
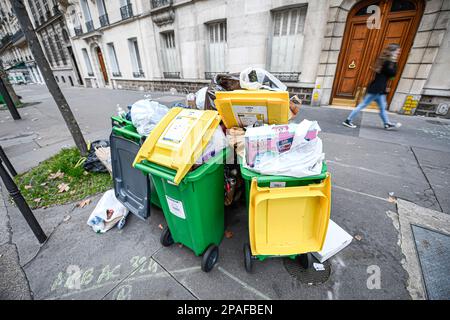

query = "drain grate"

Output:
[[412, 225, 450, 300], [283, 256, 331, 285]]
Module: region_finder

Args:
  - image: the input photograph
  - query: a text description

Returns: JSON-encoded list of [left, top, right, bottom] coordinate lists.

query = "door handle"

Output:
[[348, 60, 356, 69]]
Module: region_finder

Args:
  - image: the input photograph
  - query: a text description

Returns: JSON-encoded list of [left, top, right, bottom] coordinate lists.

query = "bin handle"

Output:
[[134, 163, 179, 185], [112, 126, 141, 141], [111, 116, 132, 127]]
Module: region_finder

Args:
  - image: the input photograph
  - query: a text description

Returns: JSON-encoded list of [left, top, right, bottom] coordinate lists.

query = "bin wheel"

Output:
[[160, 227, 174, 247], [201, 245, 219, 272], [298, 253, 312, 269], [244, 243, 253, 273], [117, 216, 127, 230]]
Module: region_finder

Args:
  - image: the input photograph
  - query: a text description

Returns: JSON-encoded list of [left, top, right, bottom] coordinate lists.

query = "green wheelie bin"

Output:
[[134, 148, 229, 272]]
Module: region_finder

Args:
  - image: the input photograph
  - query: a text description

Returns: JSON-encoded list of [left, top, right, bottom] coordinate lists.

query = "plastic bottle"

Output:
[[117, 104, 126, 118], [311, 85, 321, 107]]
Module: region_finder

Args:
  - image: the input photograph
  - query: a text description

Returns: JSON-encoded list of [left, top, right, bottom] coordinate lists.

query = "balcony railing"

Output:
[[205, 72, 228, 80], [87, 72, 94, 77], [120, 3, 133, 20], [270, 72, 301, 82], [74, 26, 83, 36], [133, 70, 145, 78], [85, 20, 94, 33], [163, 72, 181, 79], [151, 0, 172, 9], [112, 71, 122, 77], [99, 13, 109, 27], [53, 5, 60, 15]]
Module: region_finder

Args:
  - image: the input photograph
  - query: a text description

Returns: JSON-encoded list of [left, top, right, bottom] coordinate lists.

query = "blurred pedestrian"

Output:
[[343, 43, 402, 130]]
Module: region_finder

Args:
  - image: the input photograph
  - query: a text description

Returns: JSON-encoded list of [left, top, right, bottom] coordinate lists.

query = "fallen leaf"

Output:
[[225, 230, 233, 239], [354, 234, 363, 241], [83, 171, 89, 176], [24, 185, 33, 190], [40, 182, 47, 186], [63, 215, 71, 222], [77, 198, 91, 208], [34, 198, 41, 203], [388, 196, 396, 203], [69, 190, 76, 195], [48, 170, 64, 180], [158, 224, 163, 230], [57, 183, 70, 193]]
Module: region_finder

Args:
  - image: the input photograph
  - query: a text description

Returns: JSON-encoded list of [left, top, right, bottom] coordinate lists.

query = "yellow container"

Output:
[[133, 107, 221, 185], [249, 174, 331, 256], [215, 90, 290, 128]]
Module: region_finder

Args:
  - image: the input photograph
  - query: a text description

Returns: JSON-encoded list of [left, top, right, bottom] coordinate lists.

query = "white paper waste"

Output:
[[312, 220, 353, 263], [240, 67, 287, 91], [87, 190, 127, 233], [243, 120, 325, 178], [195, 126, 228, 164], [131, 99, 169, 136]]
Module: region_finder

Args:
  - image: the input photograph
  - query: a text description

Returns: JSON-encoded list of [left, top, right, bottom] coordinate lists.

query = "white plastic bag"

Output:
[[239, 67, 287, 91], [195, 126, 228, 164], [131, 99, 169, 136], [87, 190, 127, 233], [244, 120, 324, 178], [195, 87, 208, 110]]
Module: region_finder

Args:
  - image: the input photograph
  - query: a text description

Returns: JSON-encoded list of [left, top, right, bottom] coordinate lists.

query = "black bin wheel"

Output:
[[298, 253, 312, 269], [160, 226, 174, 247], [244, 243, 253, 273], [201, 245, 219, 272]]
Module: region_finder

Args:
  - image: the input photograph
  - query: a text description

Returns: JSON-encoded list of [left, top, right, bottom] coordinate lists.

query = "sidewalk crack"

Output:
[[410, 147, 443, 213]]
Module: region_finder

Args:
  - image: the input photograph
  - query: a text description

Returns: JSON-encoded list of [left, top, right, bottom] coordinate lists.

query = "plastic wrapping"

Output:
[[87, 190, 127, 233], [243, 120, 324, 178], [130, 99, 169, 136], [239, 67, 287, 91]]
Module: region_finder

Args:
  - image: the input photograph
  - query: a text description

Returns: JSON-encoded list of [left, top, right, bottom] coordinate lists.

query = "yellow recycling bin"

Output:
[[215, 90, 290, 128], [133, 107, 221, 185], [244, 174, 331, 272]]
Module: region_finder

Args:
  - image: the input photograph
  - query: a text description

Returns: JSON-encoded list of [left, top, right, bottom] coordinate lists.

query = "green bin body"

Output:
[[135, 149, 228, 256]]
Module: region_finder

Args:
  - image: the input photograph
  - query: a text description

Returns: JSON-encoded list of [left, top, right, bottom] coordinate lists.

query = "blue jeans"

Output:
[[347, 93, 390, 125]]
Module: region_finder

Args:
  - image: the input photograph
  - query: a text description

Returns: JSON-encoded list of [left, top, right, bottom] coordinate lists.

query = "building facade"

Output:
[[60, 0, 450, 117], [0, 0, 44, 85], [24, 0, 84, 87]]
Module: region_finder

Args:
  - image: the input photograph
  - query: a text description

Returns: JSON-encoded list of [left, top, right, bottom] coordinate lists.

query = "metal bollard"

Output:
[[0, 146, 17, 177], [0, 159, 47, 244]]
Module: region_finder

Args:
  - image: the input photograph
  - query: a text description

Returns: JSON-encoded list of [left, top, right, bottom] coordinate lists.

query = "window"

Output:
[[82, 48, 94, 76], [207, 21, 227, 74], [42, 38, 55, 67], [54, 32, 67, 65], [270, 7, 306, 78], [391, 0, 416, 12], [161, 31, 180, 78], [68, 76, 74, 86], [80, 0, 93, 31], [61, 76, 65, 83], [107, 43, 121, 76], [128, 38, 144, 77], [55, 76, 59, 82], [46, 32, 60, 66], [355, 2, 381, 16], [27, 0, 38, 25], [97, 0, 109, 26]]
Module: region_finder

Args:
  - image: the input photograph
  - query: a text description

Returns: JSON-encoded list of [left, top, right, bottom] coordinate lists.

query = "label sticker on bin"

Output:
[[232, 105, 268, 127], [166, 195, 186, 219], [270, 182, 286, 188]]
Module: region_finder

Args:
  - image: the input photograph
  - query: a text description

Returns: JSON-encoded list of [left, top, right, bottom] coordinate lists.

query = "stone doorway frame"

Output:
[[316, 0, 449, 112]]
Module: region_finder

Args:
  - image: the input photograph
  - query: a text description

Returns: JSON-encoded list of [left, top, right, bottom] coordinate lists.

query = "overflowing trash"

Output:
[[83, 140, 110, 173], [130, 99, 169, 136], [87, 190, 127, 233], [87, 66, 347, 274]]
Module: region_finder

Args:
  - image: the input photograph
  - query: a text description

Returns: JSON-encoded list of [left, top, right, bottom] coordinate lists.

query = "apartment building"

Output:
[[24, 0, 83, 87], [0, 0, 44, 85], [60, 0, 450, 116]]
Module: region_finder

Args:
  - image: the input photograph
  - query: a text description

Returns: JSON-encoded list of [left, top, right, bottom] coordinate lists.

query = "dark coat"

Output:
[[367, 61, 397, 94]]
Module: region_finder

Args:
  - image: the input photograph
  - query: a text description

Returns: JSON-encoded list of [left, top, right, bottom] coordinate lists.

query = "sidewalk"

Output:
[[1, 84, 449, 300]]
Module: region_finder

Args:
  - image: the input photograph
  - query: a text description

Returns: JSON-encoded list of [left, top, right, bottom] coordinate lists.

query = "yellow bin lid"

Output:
[[249, 174, 331, 256], [215, 90, 290, 128], [133, 107, 221, 185]]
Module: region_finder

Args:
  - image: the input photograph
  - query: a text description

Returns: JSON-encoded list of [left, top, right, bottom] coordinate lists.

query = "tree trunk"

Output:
[[12, 0, 88, 156]]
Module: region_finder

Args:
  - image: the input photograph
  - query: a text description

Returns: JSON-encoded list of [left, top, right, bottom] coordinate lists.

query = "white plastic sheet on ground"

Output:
[[87, 190, 127, 233], [131, 99, 169, 136], [239, 67, 287, 91], [243, 120, 324, 178]]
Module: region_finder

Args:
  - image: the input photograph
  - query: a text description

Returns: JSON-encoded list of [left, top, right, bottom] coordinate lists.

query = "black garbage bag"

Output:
[[205, 73, 242, 111], [83, 140, 110, 173]]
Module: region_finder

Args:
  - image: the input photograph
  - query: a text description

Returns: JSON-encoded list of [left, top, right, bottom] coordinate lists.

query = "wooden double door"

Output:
[[331, 0, 424, 108]]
